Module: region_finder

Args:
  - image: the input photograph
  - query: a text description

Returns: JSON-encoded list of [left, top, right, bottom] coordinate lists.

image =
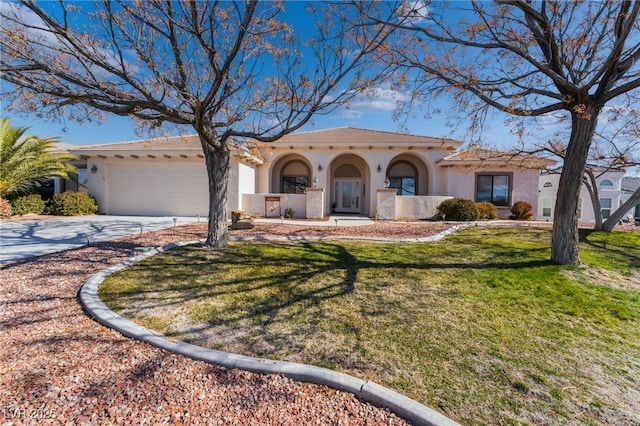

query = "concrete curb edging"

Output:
[[228, 224, 465, 244], [79, 240, 461, 426]]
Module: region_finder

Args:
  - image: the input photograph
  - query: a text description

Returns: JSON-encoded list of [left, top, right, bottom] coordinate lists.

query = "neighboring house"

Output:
[[622, 177, 640, 221], [69, 127, 551, 219], [537, 169, 633, 223]]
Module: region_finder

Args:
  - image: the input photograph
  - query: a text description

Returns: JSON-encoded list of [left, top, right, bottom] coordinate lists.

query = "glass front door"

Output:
[[333, 179, 360, 213]]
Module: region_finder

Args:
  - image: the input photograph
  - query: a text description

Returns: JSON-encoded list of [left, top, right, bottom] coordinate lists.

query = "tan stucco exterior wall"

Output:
[[442, 167, 542, 218], [265, 145, 453, 217], [86, 156, 252, 217]]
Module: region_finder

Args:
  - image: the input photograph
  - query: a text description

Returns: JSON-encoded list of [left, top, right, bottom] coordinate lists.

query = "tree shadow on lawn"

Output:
[[108, 241, 553, 309], [103, 240, 558, 361], [578, 229, 640, 267], [105, 242, 359, 323]]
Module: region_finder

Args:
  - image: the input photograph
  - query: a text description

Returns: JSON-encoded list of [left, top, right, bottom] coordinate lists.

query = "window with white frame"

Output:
[[600, 179, 614, 187], [600, 198, 612, 219], [542, 198, 552, 218]]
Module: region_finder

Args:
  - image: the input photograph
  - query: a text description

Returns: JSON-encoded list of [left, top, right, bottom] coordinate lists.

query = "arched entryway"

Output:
[[270, 154, 312, 194], [329, 154, 370, 215], [386, 154, 429, 196]]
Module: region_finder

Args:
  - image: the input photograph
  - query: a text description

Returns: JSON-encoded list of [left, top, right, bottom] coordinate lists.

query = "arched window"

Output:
[[600, 179, 613, 187], [543, 182, 553, 188]]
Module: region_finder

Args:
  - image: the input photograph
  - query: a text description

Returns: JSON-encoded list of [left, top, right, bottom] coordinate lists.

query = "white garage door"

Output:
[[107, 161, 209, 216]]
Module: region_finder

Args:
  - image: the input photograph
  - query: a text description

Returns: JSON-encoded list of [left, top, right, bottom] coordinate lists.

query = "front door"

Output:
[[333, 179, 360, 213]]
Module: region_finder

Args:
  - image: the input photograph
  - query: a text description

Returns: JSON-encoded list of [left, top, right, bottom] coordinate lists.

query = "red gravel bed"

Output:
[[2, 222, 453, 425]]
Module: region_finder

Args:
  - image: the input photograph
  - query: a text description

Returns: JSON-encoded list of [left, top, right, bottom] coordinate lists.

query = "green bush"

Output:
[[10, 194, 46, 216], [476, 202, 498, 220], [0, 197, 13, 218], [510, 201, 534, 220], [49, 191, 98, 216], [436, 198, 480, 221]]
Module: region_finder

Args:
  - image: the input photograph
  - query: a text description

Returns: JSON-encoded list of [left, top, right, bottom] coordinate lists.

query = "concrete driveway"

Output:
[[0, 215, 201, 264]]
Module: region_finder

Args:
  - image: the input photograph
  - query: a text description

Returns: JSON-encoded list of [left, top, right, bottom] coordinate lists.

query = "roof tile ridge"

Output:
[[74, 133, 200, 149]]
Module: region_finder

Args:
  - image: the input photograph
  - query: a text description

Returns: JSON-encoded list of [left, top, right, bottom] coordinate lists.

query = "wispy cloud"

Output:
[[397, 0, 430, 25], [336, 86, 409, 119]]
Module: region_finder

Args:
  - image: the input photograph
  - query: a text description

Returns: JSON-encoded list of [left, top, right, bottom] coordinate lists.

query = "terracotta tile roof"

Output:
[[71, 134, 202, 153], [69, 127, 462, 156], [437, 147, 556, 169], [70, 134, 262, 165], [274, 127, 462, 148], [48, 142, 80, 153]]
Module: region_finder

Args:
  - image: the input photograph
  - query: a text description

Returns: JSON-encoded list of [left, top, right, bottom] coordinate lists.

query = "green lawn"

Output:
[[99, 227, 640, 425]]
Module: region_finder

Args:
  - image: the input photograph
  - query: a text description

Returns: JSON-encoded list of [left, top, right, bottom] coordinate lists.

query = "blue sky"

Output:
[[1, 1, 530, 147], [2, 1, 637, 180], [3, 92, 506, 145], [4, 90, 417, 145]]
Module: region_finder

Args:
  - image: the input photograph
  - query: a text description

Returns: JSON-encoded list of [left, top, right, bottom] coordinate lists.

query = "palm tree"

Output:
[[0, 118, 77, 198]]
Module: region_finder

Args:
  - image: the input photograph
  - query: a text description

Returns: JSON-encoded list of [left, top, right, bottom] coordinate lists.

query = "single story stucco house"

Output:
[[68, 127, 553, 220]]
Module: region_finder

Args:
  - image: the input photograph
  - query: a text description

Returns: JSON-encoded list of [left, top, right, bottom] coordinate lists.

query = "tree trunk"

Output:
[[551, 108, 600, 266], [602, 186, 640, 231], [583, 170, 603, 230], [200, 137, 230, 248]]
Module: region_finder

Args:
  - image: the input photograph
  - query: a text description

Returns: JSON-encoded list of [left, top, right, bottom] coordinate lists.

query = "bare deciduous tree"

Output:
[[535, 110, 640, 231], [363, 0, 640, 265], [0, 1, 398, 247]]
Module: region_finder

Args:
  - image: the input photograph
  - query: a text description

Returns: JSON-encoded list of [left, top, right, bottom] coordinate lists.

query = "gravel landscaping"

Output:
[[1, 221, 454, 425]]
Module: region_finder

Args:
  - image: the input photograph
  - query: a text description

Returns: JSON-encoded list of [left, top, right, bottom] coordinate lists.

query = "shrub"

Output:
[[284, 207, 294, 218], [436, 198, 480, 221], [0, 197, 13, 218], [476, 202, 498, 220], [10, 194, 46, 216], [49, 191, 98, 216], [510, 201, 534, 220]]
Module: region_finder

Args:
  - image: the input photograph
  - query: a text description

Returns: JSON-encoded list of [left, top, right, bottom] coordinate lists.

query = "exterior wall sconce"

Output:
[[384, 177, 390, 188], [377, 164, 382, 173], [91, 164, 98, 174], [312, 176, 318, 188], [317, 164, 322, 172]]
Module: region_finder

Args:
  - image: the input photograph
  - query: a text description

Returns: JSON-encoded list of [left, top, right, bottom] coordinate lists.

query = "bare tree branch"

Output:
[[359, 0, 640, 265], [1, 1, 398, 247]]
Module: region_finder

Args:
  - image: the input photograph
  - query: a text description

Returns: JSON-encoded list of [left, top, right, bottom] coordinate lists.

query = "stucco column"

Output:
[[306, 188, 324, 220], [256, 164, 270, 193], [87, 159, 108, 214], [376, 188, 397, 220]]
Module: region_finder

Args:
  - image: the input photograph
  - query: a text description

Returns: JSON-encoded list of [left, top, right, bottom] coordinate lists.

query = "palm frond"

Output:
[[0, 118, 78, 198]]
